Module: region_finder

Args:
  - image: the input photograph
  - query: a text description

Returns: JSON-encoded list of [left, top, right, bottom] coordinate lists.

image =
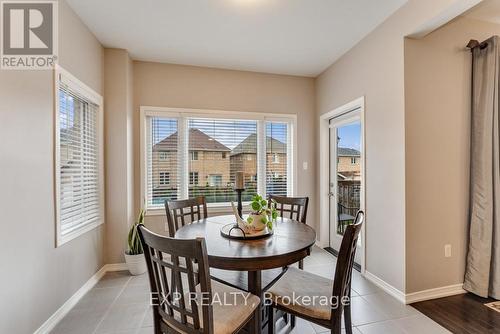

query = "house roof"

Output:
[[230, 133, 286, 156], [338, 147, 360, 157], [153, 128, 231, 152]]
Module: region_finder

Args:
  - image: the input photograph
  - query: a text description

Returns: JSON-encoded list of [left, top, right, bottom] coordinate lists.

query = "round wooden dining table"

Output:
[[175, 214, 316, 334]]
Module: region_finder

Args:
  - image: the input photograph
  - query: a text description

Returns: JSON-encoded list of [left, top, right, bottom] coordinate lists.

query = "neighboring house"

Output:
[[152, 129, 231, 192], [230, 133, 287, 188], [337, 147, 361, 180]]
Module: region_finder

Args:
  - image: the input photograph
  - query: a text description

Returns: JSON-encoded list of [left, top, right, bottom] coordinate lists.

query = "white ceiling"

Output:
[[464, 0, 500, 24], [66, 0, 407, 77]]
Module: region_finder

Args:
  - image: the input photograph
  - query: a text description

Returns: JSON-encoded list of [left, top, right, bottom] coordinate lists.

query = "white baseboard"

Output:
[[405, 283, 466, 304], [363, 271, 406, 304], [34, 263, 128, 334], [364, 271, 466, 304]]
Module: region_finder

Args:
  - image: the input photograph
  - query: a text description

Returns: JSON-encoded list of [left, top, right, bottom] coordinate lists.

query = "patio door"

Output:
[[329, 109, 363, 265]]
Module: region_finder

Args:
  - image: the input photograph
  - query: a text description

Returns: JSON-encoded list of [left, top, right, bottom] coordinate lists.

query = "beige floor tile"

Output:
[[50, 307, 104, 334], [73, 287, 122, 311], [115, 284, 150, 305], [361, 292, 419, 319], [350, 296, 391, 326], [128, 273, 149, 287], [94, 303, 149, 334], [350, 272, 382, 296], [95, 271, 131, 289], [357, 320, 405, 334]]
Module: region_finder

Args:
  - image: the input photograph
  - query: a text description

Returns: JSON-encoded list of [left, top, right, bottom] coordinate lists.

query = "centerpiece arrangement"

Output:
[[221, 172, 279, 239], [247, 194, 278, 231]]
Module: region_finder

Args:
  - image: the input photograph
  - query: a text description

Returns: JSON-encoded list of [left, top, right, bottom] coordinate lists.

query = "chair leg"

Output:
[[299, 259, 304, 270], [282, 311, 288, 323], [331, 321, 341, 334], [267, 306, 275, 334], [290, 314, 296, 328], [344, 305, 353, 334]]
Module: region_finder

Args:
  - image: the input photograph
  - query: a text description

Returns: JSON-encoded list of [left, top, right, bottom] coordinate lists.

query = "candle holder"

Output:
[[235, 188, 244, 218], [228, 188, 246, 237], [228, 172, 246, 237]]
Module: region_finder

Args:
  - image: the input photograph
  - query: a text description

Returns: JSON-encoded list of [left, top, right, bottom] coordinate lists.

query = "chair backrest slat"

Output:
[[138, 225, 214, 334], [165, 197, 208, 237], [330, 211, 364, 327], [268, 195, 309, 224]]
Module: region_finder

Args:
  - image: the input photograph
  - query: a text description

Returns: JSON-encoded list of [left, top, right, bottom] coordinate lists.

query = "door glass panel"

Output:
[[336, 122, 361, 235]]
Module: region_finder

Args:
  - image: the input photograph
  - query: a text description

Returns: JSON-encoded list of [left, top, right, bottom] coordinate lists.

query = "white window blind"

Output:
[[188, 118, 258, 204], [266, 122, 289, 196], [56, 68, 103, 246], [142, 110, 295, 210], [147, 117, 179, 207]]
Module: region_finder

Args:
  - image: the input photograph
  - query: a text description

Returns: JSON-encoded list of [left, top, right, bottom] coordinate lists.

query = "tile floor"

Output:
[[50, 247, 451, 334]]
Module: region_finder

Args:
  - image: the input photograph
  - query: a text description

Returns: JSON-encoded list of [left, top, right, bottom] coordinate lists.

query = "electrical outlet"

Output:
[[445, 244, 452, 258]]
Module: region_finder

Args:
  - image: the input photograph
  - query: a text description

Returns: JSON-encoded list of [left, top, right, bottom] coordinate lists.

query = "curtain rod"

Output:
[[466, 39, 489, 50]]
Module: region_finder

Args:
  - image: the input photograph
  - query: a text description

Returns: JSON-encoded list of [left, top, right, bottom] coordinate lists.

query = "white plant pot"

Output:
[[248, 213, 267, 231], [124, 252, 147, 275]]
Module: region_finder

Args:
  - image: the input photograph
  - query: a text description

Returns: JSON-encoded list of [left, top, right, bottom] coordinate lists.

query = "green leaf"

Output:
[[247, 216, 253, 224], [261, 199, 267, 207], [267, 221, 273, 230], [261, 216, 268, 224], [272, 211, 278, 220], [251, 201, 261, 212]]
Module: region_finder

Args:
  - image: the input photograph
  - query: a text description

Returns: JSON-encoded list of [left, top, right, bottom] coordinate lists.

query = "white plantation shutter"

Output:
[[146, 117, 179, 208], [56, 68, 103, 246], [188, 118, 258, 204], [266, 121, 290, 196]]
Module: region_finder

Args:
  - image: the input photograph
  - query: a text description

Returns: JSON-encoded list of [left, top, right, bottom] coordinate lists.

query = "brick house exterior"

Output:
[[230, 133, 287, 194], [337, 147, 361, 179], [152, 129, 231, 193]]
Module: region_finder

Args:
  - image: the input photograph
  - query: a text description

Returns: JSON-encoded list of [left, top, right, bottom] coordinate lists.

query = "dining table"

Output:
[[174, 214, 316, 334]]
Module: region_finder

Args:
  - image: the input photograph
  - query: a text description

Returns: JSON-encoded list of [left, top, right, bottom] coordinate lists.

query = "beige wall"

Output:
[[0, 1, 104, 333], [315, 0, 477, 292], [404, 16, 500, 293], [103, 49, 135, 264], [133, 61, 316, 233]]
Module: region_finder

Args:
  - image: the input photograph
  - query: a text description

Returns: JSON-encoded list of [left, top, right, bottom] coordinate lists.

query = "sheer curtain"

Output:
[[464, 36, 500, 299]]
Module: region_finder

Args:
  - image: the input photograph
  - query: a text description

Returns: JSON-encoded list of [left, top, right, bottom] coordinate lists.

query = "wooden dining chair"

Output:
[[138, 224, 260, 334], [268, 194, 309, 224], [268, 195, 309, 270], [266, 211, 364, 334], [165, 196, 208, 237]]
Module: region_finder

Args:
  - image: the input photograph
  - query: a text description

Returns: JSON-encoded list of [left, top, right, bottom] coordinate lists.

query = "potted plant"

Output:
[[124, 208, 147, 275], [247, 195, 279, 231]]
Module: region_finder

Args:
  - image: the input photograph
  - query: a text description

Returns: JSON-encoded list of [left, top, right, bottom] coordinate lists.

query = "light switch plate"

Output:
[[303, 162, 308, 170]]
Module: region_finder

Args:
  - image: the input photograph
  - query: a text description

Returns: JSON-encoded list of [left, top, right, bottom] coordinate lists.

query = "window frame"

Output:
[[189, 171, 199, 185], [140, 106, 297, 215], [54, 65, 104, 247], [159, 172, 170, 185]]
